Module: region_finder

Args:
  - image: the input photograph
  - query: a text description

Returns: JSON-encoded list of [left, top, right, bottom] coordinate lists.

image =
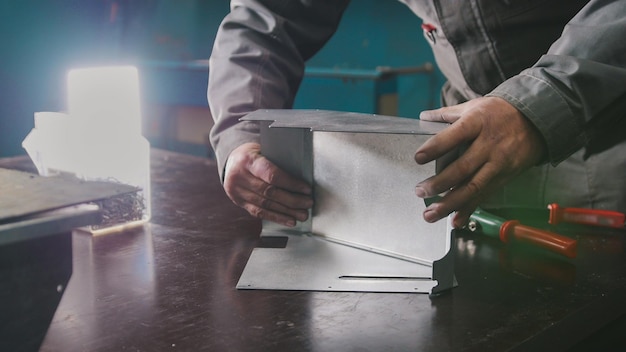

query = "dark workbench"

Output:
[[2, 149, 625, 352]]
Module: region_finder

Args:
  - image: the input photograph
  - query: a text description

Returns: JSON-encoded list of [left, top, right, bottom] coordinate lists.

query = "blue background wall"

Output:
[[0, 0, 444, 158]]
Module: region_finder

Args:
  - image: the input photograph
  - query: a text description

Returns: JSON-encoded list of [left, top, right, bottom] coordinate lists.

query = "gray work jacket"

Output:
[[208, 0, 626, 211]]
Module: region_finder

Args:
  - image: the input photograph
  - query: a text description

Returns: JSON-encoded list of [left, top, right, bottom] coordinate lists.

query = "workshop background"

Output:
[[0, 0, 445, 159]]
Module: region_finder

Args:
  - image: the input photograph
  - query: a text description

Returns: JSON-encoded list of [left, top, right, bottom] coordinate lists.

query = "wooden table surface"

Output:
[[2, 149, 626, 352]]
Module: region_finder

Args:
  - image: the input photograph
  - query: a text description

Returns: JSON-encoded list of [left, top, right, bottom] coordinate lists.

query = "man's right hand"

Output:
[[223, 142, 314, 227]]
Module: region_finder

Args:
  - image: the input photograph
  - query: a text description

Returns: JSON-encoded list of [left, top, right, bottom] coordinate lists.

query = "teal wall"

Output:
[[0, 0, 444, 157], [0, 1, 119, 157], [297, 0, 445, 116]]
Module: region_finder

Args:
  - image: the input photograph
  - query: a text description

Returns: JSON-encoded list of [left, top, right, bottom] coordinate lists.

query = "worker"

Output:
[[207, 0, 626, 229]]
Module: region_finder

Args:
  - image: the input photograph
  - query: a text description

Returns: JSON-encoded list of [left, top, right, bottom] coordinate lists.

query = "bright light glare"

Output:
[[63, 66, 148, 186], [23, 65, 151, 229], [67, 66, 142, 136]]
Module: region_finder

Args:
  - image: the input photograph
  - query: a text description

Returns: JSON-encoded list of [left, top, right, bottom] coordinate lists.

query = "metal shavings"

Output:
[[91, 191, 146, 230]]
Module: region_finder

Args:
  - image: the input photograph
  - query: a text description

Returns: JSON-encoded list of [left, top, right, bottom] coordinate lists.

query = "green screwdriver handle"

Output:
[[469, 208, 577, 258]]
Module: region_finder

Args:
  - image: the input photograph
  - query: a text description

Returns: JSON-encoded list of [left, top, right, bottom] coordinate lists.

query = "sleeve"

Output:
[[207, 0, 351, 180], [487, 0, 626, 165]]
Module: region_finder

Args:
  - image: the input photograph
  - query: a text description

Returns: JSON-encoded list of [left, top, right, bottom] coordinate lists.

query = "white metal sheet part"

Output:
[[237, 109, 456, 294]]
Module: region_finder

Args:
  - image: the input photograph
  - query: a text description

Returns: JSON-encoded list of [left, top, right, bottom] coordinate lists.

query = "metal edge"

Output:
[[0, 204, 102, 246]]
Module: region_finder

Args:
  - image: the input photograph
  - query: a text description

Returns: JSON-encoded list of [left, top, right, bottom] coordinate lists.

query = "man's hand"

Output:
[[223, 142, 313, 227], [414, 97, 547, 228]]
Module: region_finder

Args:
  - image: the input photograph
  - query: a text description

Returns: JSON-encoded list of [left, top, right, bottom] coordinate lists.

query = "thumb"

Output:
[[419, 105, 463, 123]]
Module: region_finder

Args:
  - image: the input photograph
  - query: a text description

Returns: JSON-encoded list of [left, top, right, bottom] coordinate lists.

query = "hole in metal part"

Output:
[[338, 275, 431, 281], [257, 236, 288, 248]]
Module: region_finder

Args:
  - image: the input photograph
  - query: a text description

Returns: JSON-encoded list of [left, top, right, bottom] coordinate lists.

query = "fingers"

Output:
[[248, 156, 312, 195], [417, 141, 495, 226], [421, 161, 501, 228], [415, 115, 480, 165], [415, 128, 488, 198], [419, 104, 465, 123], [224, 143, 313, 227], [414, 97, 547, 228], [236, 185, 311, 227], [416, 105, 467, 165]]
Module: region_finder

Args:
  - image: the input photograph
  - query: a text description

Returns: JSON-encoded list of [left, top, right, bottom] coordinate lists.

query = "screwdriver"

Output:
[[468, 208, 578, 259], [548, 203, 625, 229]]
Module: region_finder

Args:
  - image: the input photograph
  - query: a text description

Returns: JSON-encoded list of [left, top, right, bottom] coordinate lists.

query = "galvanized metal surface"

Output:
[[237, 228, 440, 293], [312, 131, 447, 264], [238, 109, 455, 294], [242, 109, 446, 134]]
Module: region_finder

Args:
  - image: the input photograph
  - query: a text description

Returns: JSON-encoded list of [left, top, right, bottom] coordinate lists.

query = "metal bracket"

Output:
[[236, 110, 456, 294]]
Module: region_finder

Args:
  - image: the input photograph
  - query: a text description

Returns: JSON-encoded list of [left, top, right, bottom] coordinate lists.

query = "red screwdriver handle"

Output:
[[548, 203, 625, 228], [500, 220, 578, 258]]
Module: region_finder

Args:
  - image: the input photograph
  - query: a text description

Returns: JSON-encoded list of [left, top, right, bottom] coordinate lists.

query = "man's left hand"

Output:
[[414, 96, 547, 228]]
